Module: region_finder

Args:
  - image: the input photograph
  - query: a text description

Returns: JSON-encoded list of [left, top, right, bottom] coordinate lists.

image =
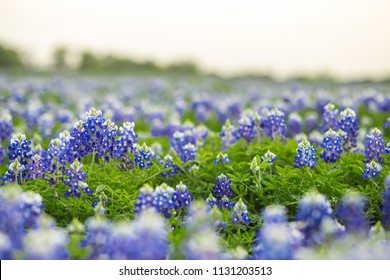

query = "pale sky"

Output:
[[0, 0, 390, 79]]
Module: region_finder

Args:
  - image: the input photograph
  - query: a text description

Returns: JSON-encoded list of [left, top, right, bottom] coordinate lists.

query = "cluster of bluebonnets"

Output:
[[1, 74, 390, 259]]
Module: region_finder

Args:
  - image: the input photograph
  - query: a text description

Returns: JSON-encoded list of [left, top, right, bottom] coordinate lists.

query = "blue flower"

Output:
[[219, 119, 238, 150], [3, 159, 26, 184], [287, 112, 302, 136], [320, 103, 339, 132], [338, 108, 359, 151], [237, 111, 257, 143], [260, 108, 287, 140], [180, 143, 197, 163], [320, 129, 343, 163], [63, 159, 93, 197], [133, 184, 156, 214], [206, 193, 218, 208], [262, 205, 287, 224], [304, 113, 318, 133], [114, 121, 138, 159], [231, 198, 251, 224], [294, 138, 318, 168], [362, 160, 382, 179], [23, 217, 69, 260], [82, 216, 112, 259], [364, 127, 386, 164], [260, 150, 277, 164], [0, 110, 13, 142], [7, 133, 32, 165], [295, 192, 333, 246], [253, 222, 302, 260], [219, 195, 234, 209], [214, 152, 230, 165], [160, 154, 180, 178], [381, 175, 390, 230], [0, 144, 4, 165], [108, 208, 168, 260], [336, 191, 368, 235], [134, 143, 154, 169], [212, 173, 234, 198], [0, 187, 44, 252], [172, 182, 194, 210], [384, 117, 390, 129], [134, 184, 176, 218]]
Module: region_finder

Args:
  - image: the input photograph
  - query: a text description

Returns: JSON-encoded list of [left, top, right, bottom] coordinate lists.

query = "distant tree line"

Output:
[[0, 42, 200, 75], [0, 43, 24, 68]]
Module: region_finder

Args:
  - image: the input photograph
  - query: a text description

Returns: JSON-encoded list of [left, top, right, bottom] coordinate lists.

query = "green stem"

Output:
[[88, 152, 96, 175]]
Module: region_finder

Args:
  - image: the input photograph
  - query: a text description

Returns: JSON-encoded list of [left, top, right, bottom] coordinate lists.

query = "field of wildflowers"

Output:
[[1, 74, 390, 260]]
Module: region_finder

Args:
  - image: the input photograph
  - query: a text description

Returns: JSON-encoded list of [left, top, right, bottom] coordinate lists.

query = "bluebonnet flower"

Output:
[[133, 184, 155, 215], [8, 133, 32, 164], [182, 201, 222, 260], [108, 208, 168, 260], [3, 159, 26, 184], [320, 129, 343, 163], [172, 182, 194, 210], [212, 173, 234, 198], [0, 110, 13, 142], [219, 195, 234, 209], [48, 138, 62, 161], [63, 159, 93, 197], [261, 150, 277, 164], [95, 119, 117, 162], [134, 184, 175, 218], [219, 119, 238, 150], [0, 232, 12, 259], [294, 138, 318, 168], [381, 175, 390, 230], [362, 160, 382, 179], [84, 107, 106, 136], [320, 103, 339, 132], [57, 130, 75, 164], [364, 127, 386, 163], [0, 187, 44, 251], [386, 142, 390, 154], [384, 118, 390, 129], [260, 108, 287, 140], [336, 192, 368, 235], [160, 154, 180, 178], [194, 124, 209, 145], [304, 113, 318, 133], [308, 130, 323, 146], [206, 193, 218, 207], [231, 198, 251, 224], [83, 216, 112, 259], [253, 222, 302, 260], [262, 205, 287, 224], [25, 154, 48, 180], [180, 143, 197, 163], [170, 128, 195, 154], [214, 152, 230, 165], [153, 184, 175, 218], [23, 216, 69, 260], [237, 111, 257, 143], [0, 144, 5, 164], [134, 143, 154, 169], [37, 112, 55, 138], [114, 121, 138, 158], [287, 112, 302, 136], [338, 108, 359, 151], [295, 192, 333, 246]]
